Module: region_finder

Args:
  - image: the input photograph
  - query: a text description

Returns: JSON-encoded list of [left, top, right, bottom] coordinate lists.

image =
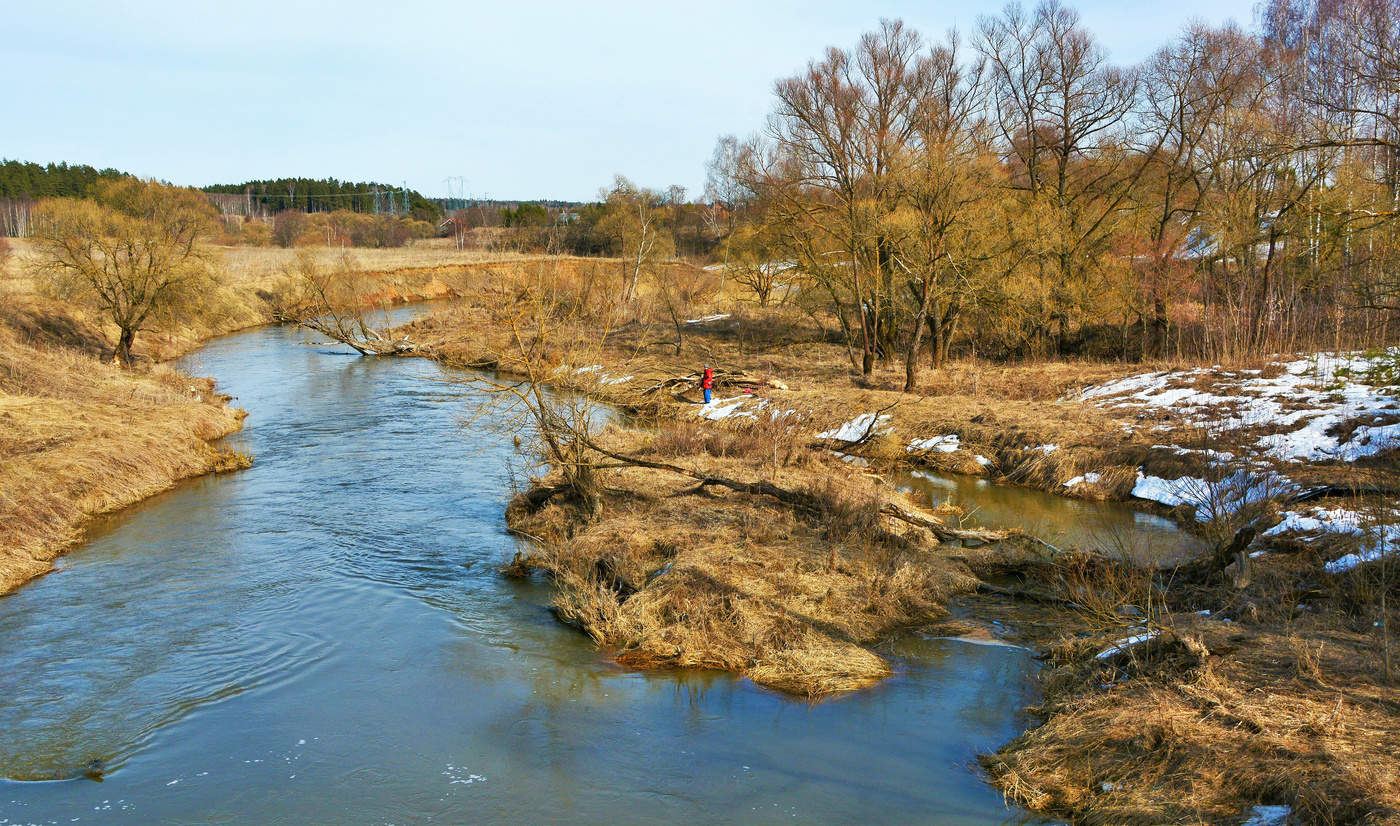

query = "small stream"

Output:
[[0, 306, 1196, 823], [892, 469, 1208, 565]]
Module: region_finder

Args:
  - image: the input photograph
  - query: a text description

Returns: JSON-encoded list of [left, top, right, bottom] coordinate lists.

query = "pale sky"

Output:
[[3, 0, 1258, 202]]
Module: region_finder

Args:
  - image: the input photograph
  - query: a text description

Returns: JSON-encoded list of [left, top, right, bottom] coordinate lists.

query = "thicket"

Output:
[[705, 0, 1400, 370]]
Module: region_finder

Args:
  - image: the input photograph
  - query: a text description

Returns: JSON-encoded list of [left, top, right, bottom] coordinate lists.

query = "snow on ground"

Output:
[[698, 396, 756, 421], [598, 375, 633, 385], [1079, 349, 1400, 462], [1131, 471, 1295, 521], [685, 313, 730, 324], [1263, 505, 1399, 573], [818, 413, 891, 442], [907, 434, 960, 453], [1240, 805, 1291, 826], [1064, 472, 1103, 487], [1095, 630, 1160, 660]]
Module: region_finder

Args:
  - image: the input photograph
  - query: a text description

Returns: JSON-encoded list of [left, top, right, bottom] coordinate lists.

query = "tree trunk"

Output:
[[904, 310, 926, 392], [114, 327, 136, 367]]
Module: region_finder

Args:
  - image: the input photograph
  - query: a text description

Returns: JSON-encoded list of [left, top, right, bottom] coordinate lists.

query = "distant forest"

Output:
[[0, 162, 442, 223], [0, 160, 131, 199], [203, 178, 440, 222]]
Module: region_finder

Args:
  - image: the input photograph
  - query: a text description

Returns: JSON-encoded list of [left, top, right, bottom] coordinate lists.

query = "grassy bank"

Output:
[[0, 316, 248, 593], [0, 242, 544, 594], [393, 258, 1400, 824]]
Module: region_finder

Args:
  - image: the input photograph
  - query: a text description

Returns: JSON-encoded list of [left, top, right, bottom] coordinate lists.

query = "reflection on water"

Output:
[[0, 313, 1042, 824], [891, 468, 1208, 565]]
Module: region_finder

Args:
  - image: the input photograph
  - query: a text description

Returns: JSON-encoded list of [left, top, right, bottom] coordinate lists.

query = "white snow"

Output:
[[1241, 805, 1291, 826], [698, 397, 754, 421], [1131, 471, 1293, 522], [818, 413, 891, 442], [685, 313, 731, 325], [599, 375, 633, 385], [574, 364, 603, 373], [1031, 443, 1059, 454], [1064, 472, 1103, 487], [907, 434, 960, 453], [1078, 349, 1400, 463], [1262, 506, 1399, 574], [974, 454, 992, 466], [1095, 630, 1160, 660]]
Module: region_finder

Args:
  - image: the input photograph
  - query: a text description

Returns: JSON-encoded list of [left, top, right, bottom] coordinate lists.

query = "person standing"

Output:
[[701, 364, 714, 404]]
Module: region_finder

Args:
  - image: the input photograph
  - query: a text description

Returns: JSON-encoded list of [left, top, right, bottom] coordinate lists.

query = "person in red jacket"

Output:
[[701, 364, 714, 404]]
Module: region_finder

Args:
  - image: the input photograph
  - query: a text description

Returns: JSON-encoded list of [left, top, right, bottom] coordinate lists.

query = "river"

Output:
[[1, 309, 1158, 824]]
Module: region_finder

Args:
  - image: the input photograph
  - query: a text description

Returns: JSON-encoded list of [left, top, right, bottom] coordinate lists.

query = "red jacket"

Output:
[[701, 368, 714, 389]]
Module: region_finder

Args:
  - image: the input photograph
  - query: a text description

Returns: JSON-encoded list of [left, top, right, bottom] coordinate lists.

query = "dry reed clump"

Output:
[[983, 620, 1400, 825], [0, 323, 246, 594], [505, 438, 980, 698]]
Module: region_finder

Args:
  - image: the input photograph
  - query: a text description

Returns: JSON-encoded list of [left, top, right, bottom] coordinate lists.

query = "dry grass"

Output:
[[0, 319, 246, 594], [505, 427, 979, 698], [983, 620, 1400, 825]]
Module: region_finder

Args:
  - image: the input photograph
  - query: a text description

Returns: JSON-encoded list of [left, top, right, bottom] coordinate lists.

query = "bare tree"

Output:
[[30, 179, 217, 365]]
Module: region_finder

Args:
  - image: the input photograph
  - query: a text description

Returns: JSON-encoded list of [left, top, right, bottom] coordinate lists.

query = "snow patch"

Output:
[[818, 413, 891, 442], [698, 397, 754, 421], [1132, 471, 1294, 522], [1064, 472, 1103, 487], [908, 434, 960, 453], [1095, 630, 1160, 660], [1241, 805, 1291, 826], [1079, 350, 1400, 464]]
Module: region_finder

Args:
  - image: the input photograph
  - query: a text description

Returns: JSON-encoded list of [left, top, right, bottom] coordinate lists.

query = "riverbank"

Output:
[[0, 244, 567, 594], [393, 261, 1400, 824], [0, 318, 248, 594]]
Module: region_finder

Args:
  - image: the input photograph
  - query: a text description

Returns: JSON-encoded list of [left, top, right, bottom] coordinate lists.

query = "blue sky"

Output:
[[3, 0, 1257, 202]]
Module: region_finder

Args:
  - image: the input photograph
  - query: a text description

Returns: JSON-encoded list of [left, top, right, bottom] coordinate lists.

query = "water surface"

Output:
[[1, 313, 1041, 824]]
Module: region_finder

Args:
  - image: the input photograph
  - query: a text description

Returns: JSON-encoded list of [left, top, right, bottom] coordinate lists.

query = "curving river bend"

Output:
[[0, 309, 1192, 824]]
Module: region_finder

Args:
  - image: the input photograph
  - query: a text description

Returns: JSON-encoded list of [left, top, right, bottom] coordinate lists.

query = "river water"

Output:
[[0, 312, 1108, 824]]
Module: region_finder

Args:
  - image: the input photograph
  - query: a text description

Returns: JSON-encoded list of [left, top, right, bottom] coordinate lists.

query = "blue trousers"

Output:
[[703, 388, 712, 404]]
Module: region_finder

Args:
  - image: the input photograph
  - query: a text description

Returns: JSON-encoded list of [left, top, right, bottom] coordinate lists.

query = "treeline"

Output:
[[203, 178, 441, 223], [0, 160, 134, 236], [0, 160, 131, 199], [699, 0, 1400, 371], [451, 188, 718, 258]]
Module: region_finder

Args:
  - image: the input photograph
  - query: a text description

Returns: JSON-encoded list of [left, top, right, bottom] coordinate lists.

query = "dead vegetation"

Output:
[[0, 317, 246, 594], [504, 425, 983, 697], [390, 256, 1400, 822]]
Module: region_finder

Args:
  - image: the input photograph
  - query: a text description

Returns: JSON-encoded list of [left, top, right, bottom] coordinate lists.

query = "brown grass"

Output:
[[0, 320, 246, 594], [983, 620, 1400, 825], [505, 426, 979, 697]]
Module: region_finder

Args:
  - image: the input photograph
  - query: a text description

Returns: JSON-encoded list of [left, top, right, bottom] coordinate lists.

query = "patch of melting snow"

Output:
[[974, 454, 992, 466], [599, 375, 633, 385], [1063, 472, 1103, 487], [1079, 350, 1400, 463], [1241, 804, 1291, 826], [685, 313, 731, 324], [1131, 471, 1295, 521], [907, 434, 959, 453], [698, 396, 754, 421], [1263, 507, 1399, 573], [1095, 630, 1160, 660], [817, 413, 891, 442]]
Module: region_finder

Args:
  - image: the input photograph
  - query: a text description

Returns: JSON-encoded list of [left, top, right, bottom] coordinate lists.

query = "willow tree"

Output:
[[762, 18, 936, 375], [31, 179, 217, 365]]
